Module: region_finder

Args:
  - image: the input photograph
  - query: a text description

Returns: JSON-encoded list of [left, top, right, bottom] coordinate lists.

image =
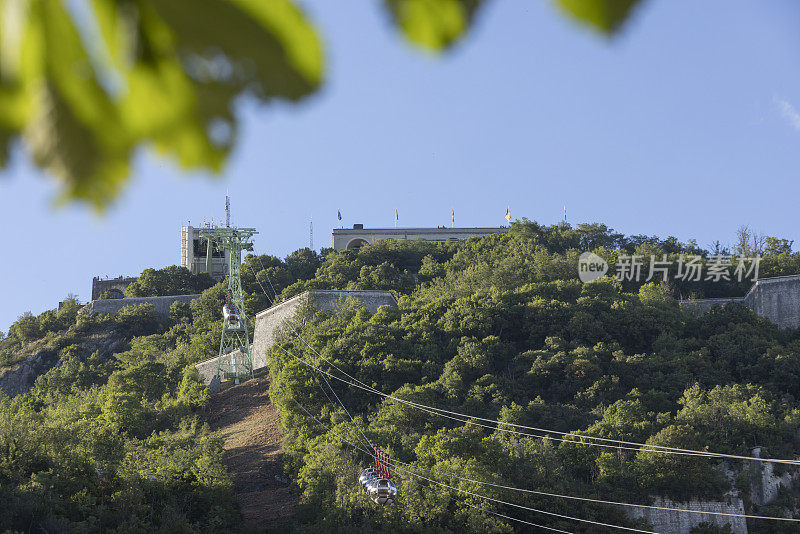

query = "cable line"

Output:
[[390, 463, 653, 533], [251, 257, 373, 451], [292, 372, 800, 526], [253, 261, 800, 466], [291, 395, 607, 533], [400, 474, 576, 534], [250, 253, 800, 528], [292, 396, 575, 533], [276, 342, 800, 465], [384, 456, 800, 523], [281, 345, 800, 524]]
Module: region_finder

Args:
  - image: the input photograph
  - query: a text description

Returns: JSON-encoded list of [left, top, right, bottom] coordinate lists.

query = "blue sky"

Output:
[[2, 0, 800, 332]]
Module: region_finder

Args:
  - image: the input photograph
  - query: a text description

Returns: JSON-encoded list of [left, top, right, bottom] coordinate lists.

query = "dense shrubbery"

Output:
[[0, 250, 324, 532], [124, 266, 216, 297], [3, 221, 800, 532], [266, 222, 800, 532]]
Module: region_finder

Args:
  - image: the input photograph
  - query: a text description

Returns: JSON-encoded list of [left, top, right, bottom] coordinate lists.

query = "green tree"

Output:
[[125, 266, 215, 297], [114, 303, 160, 335], [7, 312, 40, 344], [765, 237, 794, 255]]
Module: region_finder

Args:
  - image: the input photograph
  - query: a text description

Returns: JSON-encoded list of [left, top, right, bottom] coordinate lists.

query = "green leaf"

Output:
[[148, 0, 323, 100], [383, 0, 486, 51], [0, 0, 323, 209], [24, 1, 131, 209], [554, 0, 643, 34]]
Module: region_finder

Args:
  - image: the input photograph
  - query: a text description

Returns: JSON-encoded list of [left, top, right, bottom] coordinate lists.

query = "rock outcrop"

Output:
[[0, 329, 126, 397]]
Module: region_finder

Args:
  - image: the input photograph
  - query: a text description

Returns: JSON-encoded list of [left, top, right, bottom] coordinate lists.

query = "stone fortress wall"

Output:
[[80, 294, 202, 321], [194, 290, 397, 385], [91, 276, 139, 300], [623, 495, 747, 534], [681, 274, 800, 329]]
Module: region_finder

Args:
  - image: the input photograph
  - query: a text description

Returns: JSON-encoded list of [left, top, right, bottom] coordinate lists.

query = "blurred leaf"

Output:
[[554, 0, 643, 34], [0, 0, 323, 209], [148, 0, 323, 100], [0, 0, 649, 210], [26, 82, 130, 208], [383, 0, 486, 51], [25, 1, 130, 208]]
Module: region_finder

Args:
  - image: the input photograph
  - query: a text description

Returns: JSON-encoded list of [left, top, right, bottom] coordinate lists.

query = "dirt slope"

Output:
[[208, 375, 298, 531]]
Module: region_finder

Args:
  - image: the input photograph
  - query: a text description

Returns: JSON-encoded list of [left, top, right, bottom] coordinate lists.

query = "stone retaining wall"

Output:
[[195, 290, 397, 385], [681, 275, 800, 329], [80, 294, 202, 321], [623, 496, 747, 534]]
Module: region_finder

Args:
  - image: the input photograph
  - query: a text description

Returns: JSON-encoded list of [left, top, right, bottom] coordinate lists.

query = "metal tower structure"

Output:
[[199, 224, 258, 384]]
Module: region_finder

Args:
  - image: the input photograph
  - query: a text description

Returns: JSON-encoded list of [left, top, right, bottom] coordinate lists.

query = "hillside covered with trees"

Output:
[[2, 221, 800, 532]]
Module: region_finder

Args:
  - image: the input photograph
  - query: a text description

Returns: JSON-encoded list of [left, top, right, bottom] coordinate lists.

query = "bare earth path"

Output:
[[208, 375, 298, 531]]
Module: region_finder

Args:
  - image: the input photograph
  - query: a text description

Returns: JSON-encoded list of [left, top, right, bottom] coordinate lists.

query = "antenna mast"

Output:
[[226, 195, 231, 227], [310, 216, 314, 250]]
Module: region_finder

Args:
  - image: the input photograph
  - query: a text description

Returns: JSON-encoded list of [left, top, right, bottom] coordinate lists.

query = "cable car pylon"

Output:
[[200, 200, 257, 385]]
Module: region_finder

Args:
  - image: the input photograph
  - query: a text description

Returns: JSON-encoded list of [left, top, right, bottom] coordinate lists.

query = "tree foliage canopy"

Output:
[[5, 219, 797, 531]]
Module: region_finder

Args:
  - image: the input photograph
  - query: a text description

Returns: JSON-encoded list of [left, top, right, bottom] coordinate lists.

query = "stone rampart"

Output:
[[681, 275, 800, 329], [80, 294, 201, 321], [195, 290, 397, 385], [623, 496, 747, 534]]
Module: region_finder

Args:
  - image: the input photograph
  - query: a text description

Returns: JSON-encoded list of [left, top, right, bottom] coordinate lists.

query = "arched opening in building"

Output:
[[100, 288, 125, 299], [346, 238, 369, 250]]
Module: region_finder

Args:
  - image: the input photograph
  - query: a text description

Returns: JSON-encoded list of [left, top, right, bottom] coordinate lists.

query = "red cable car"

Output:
[[359, 445, 397, 505]]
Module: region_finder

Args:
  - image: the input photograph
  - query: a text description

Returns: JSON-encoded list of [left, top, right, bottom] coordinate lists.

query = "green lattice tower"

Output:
[[198, 226, 258, 385]]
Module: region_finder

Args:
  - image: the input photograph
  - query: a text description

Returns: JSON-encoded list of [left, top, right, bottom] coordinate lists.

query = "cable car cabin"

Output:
[[368, 477, 397, 505], [359, 468, 397, 505], [359, 467, 377, 491], [360, 446, 397, 505], [222, 303, 241, 330]]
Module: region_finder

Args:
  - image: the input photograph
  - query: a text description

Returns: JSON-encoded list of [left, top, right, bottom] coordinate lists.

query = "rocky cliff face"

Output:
[[0, 349, 58, 397], [0, 329, 125, 397]]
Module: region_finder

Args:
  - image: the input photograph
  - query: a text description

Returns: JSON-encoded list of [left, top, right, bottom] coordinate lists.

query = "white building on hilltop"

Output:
[[331, 224, 508, 251]]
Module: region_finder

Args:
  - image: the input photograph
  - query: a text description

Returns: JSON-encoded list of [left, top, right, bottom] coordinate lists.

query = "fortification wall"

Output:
[[680, 275, 800, 329], [195, 290, 397, 385], [80, 294, 201, 321], [745, 276, 800, 329], [91, 276, 138, 300], [623, 496, 747, 534], [250, 292, 311, 371]]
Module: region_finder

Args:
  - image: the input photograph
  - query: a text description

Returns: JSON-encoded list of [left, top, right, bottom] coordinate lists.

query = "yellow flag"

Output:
[[504, 207, 511, 222], [395, 209, 399, 221]]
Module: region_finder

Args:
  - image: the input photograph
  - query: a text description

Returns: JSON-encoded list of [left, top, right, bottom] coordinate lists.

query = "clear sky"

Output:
[[2, 0, 800, 333]]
